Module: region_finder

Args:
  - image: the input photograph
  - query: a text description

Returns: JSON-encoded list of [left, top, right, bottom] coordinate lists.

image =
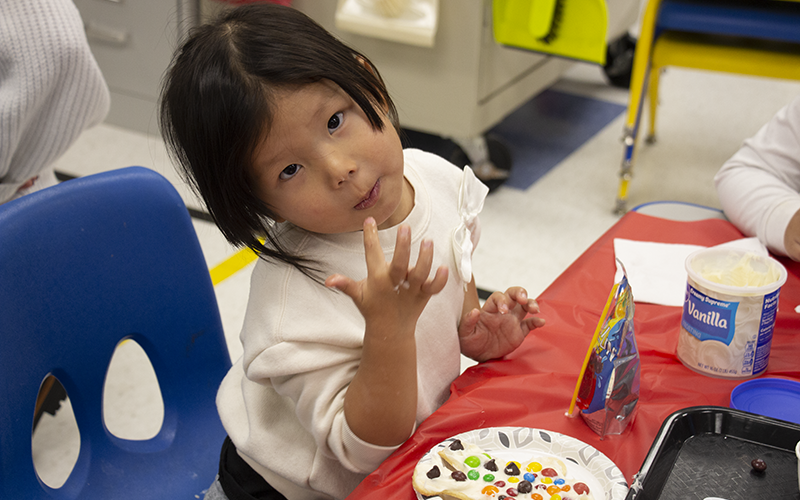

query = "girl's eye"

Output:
[[327, 112, 343, 134], [279, 164, 301, 180]]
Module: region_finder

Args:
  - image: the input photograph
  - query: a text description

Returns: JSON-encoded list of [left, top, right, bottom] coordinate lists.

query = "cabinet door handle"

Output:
[[85, 21, 129, 46]]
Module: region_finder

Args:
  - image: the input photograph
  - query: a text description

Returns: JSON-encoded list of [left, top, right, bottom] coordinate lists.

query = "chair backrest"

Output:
[[0, 167, 231, 499], [655, 0, 800, 43]]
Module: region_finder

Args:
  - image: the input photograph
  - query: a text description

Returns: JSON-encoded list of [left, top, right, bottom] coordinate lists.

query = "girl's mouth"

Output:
[[354, 179, 380, 210]]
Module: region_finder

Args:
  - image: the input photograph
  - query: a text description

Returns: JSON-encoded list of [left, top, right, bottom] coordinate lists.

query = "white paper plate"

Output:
[[413, 427, 628, 500]]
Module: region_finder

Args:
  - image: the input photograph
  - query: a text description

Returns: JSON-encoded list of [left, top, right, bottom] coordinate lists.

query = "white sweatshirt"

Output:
[[0, 0, 110, 203], [216, 150, 488, 499], [715, 95, 800, 257]]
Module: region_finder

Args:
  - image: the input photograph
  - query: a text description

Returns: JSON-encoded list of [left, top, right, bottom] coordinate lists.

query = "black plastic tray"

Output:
[[626, 406, 800, 500]]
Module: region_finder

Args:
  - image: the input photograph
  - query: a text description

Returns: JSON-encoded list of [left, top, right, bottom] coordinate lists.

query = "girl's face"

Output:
[[250, 80, 411, 234]]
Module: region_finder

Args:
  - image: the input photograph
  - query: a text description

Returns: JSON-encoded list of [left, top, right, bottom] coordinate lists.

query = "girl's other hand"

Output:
[[458, 287, 545, 362], [325, 217, 449, 332]]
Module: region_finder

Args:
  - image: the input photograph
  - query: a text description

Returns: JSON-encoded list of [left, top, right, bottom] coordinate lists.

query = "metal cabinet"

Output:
[[73, 0, 198, 135], [293, 0, 638, 140]]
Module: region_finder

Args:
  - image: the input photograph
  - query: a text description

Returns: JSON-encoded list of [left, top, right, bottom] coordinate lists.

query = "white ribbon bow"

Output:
[[452, 166, 489, 284]]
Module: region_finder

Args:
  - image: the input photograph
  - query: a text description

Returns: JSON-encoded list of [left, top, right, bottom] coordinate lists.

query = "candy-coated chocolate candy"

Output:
[[467, 470, 480, 481], [547, 484, 561, 495], [551, 495, 562, 500], [541, 467, 558, 477], [505, 487, 518, 497], [494, 481, 506, 488], [482, 485, 500, 495], [483, 474, 495, 482], [541, 477, 553, 484], [561, 484, 571, 492], [527, 462, 543, 472], [751, 459, 767, 472], [554, 478, 565, 485], [465, 456, 481, 468], [531, 495, 543, 500], [523, 472, 536, 482], [508, 477, 519, 484], [573, 482, 590, 495]]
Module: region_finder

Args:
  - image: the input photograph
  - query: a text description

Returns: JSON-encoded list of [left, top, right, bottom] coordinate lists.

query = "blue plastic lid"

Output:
[[730, 378, 800, 425]]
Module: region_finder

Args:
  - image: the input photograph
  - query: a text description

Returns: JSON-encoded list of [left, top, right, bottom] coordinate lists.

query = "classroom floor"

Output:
[[31, 62, 800, 488]]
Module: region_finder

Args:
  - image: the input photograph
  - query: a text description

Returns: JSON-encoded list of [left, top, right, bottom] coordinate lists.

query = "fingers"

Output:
[[406, 238, 432, 286], [422, 266, 449, 295], [325, 274, 358, 298], [521, 315, 546, 332], [389, 225, 411, 287], [362, 218, 390, 276], [459, 307, 480, 336], [361, 217, 447, 296], [493, 287, 542, 316]]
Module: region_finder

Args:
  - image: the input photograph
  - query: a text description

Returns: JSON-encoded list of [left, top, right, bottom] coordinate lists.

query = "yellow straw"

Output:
[[566, 283, 618, 417]]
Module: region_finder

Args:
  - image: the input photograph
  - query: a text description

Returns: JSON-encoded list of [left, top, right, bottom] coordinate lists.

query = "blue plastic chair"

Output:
[[0, 167, 231, 499], [631, 200, 727, 221], [615, 0, 800, 213]]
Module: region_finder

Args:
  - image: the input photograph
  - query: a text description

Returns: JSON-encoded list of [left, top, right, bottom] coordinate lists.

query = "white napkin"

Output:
[[613, 237, 767, 307]]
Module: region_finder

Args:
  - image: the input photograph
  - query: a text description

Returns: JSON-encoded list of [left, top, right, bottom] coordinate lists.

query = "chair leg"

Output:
[[616, 129, 636, 215], [616, 0, 663, 214], [33, 375, 67, 428], [646, 67, 660, 144]]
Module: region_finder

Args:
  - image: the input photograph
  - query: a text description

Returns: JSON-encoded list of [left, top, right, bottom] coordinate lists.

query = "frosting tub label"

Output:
[[682, 284, 738, 344], [677, 279, 780, 379], [677, 248, 786, 380]]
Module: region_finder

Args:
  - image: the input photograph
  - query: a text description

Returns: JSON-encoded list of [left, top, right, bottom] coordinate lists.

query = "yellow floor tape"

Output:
[[209, 247, 258, 286]]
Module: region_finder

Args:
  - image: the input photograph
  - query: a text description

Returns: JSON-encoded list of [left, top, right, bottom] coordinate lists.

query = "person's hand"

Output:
[[784, 209, 800, 261], [326, 217, 448, 446], [325, 217, 449, 333], [458, 287, 545, 362]]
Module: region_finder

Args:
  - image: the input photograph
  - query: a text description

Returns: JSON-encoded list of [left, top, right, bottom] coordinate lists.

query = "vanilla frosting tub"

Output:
[[677, 247, 787, 379]]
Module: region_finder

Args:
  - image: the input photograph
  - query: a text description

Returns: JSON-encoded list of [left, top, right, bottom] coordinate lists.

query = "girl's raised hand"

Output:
[[325, 217, 449, 331], [458, 287, 545, 362]]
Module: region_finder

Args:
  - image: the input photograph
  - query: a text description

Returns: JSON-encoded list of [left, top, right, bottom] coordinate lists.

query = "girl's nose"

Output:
[[326, 153, 357, 186]]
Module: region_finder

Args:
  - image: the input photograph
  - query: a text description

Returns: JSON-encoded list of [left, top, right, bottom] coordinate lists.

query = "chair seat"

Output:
[[657, 0, 800, 43], [652, 31, 800, 81], [615, 0, 800, 213]]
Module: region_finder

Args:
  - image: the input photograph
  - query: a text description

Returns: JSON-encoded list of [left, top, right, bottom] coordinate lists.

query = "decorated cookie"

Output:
[[412, 440, 594, 500]]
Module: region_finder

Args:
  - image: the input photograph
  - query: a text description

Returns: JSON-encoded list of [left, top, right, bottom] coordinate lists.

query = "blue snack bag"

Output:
[[568, 267, 640, 438]]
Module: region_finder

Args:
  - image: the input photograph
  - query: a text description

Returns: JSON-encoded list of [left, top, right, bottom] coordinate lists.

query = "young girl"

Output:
[[160, 4, 545, 500]]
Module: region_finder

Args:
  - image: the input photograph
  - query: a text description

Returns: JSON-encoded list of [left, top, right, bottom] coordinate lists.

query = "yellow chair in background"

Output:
[[616, 0, 800, 214]]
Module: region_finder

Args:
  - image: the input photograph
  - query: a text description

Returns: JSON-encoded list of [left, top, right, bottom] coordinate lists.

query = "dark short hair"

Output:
[[159, 3, 398, 277]]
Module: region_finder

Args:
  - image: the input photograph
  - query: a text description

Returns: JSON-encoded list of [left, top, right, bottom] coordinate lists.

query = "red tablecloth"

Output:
[[347, 212, 800, 499]]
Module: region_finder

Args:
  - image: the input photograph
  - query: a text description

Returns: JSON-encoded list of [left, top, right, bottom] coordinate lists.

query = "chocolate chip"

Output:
[[449, 439, 464, 451], [504, 462, 520, 475], [452, 471, 467, 482], [751, 458, 767, 473], [484, 459, 498, 471], [426, 465, 440, 479]]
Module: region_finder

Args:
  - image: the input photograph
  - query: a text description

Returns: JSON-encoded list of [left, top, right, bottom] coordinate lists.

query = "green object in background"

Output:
[[493, 0, 609, 65]]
